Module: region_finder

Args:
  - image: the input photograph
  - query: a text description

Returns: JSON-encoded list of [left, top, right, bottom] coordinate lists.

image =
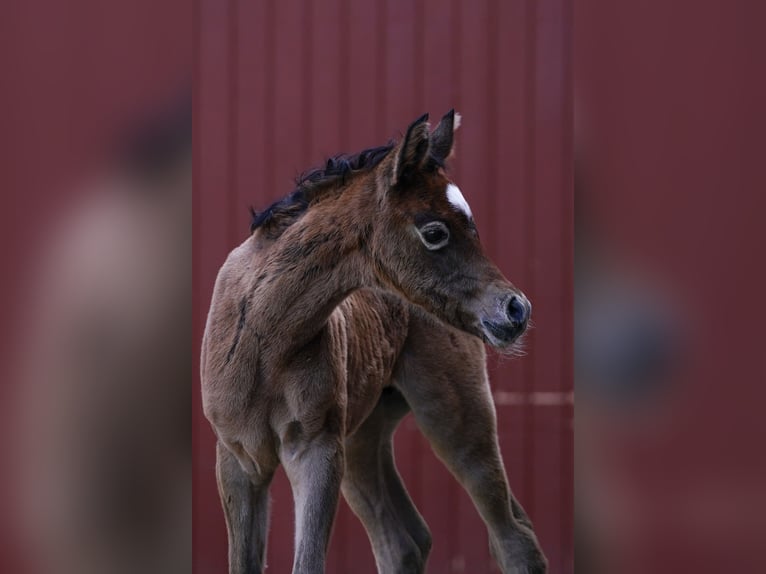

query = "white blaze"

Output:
[[446, 183, 472, 219]]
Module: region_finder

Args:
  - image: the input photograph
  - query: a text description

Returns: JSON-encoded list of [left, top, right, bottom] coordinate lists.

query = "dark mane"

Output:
[[250, 143, 394, 233]]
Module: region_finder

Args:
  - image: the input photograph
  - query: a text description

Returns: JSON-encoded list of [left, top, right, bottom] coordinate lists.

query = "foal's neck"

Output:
[[250, 183, 373, 358]]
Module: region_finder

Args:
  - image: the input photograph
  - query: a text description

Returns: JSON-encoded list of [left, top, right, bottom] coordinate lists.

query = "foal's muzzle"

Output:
[[479, 292, 531, 347]]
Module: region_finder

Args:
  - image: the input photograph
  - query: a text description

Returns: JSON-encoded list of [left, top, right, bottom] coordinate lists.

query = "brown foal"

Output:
[[201, 111, 547, 574]]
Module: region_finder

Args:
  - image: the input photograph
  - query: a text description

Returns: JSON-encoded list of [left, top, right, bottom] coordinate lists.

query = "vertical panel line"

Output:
[[375, 0, 388, 138], [487, 0, 499, 276], [523, 0, 538, 520], [228, 0, 240, 247], [264, 0, 276, 196], [560, 0, 574, 568], [414, 0, 425, 111], [302, 0, 313, 165], [339, 0, 350, 149]]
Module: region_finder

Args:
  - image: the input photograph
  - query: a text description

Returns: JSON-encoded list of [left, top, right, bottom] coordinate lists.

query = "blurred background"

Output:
[[193, 0, 573, 572], [0, 1, 190, 574], [576, 0, 766, 572]]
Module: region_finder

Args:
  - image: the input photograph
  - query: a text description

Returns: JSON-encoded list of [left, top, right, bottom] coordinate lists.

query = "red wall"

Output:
[[193, 0, 573, 572]]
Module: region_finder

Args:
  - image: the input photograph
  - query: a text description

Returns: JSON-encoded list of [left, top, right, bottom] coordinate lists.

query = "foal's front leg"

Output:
[[396, 320, 547, 573], [281, 428, 345, 574]]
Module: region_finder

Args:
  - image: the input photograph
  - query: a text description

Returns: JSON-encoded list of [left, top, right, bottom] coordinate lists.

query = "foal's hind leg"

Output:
[[342, 388, 432, 573], [216, 441, 274, 574], [395, 318, 547, 574]]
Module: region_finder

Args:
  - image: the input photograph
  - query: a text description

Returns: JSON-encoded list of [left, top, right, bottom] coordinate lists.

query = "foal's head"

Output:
[[369, 111, 531, 350]]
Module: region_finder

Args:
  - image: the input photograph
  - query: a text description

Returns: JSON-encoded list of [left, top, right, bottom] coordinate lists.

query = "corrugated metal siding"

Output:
[[193, 0, 573, 572]]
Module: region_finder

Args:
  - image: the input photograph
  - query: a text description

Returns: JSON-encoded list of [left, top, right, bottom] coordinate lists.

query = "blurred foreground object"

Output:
[[13, 94, 191, 574], [576, 0, 766, 572], [0, 3, 190, 572]]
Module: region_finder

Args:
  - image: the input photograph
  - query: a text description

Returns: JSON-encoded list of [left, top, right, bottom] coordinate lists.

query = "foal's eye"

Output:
[[417, 221, 450, 250]]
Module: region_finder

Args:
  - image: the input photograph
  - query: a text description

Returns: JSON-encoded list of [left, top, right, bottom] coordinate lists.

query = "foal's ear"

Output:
[[394, 113, 431, 185], [430, 109, 461, 164]]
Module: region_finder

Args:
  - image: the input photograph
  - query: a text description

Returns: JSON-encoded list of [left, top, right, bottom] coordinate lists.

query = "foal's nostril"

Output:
[[506, 295, 528, 325]]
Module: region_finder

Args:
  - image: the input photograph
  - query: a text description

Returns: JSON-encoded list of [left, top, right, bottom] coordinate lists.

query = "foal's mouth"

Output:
[[481, 319, 528, 348]]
